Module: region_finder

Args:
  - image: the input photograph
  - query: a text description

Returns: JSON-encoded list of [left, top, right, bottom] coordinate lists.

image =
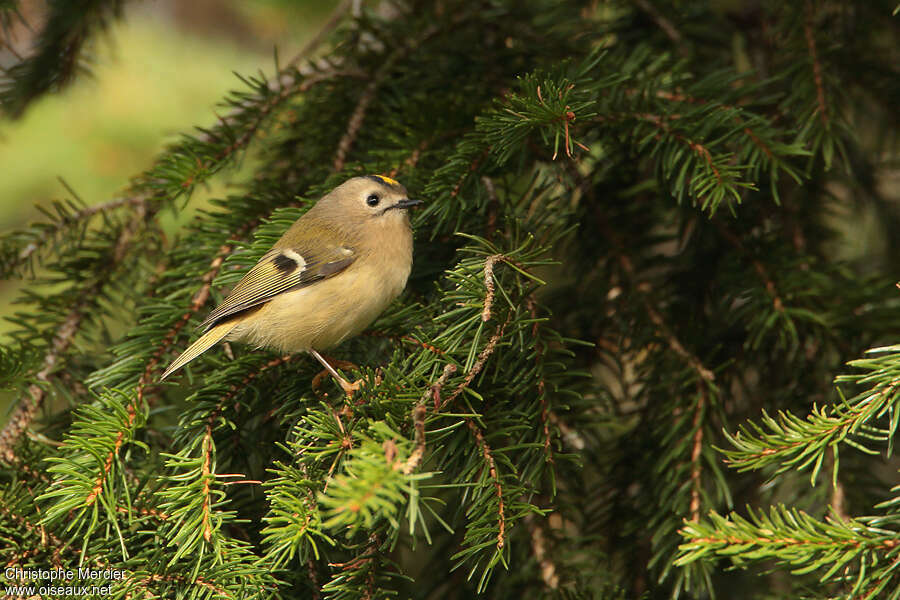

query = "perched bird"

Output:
[[160, 175, 421, 394]]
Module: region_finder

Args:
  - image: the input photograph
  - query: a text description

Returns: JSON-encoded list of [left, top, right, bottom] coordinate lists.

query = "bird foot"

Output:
[[338, 376, 364, 398], [309, 351, 363, 398]]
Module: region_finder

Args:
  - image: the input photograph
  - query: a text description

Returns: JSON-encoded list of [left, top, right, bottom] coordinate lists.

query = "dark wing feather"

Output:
[[199, 244, 355, 330]]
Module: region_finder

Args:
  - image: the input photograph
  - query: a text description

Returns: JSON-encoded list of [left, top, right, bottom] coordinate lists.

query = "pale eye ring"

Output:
[[366, 193, 381, 207]]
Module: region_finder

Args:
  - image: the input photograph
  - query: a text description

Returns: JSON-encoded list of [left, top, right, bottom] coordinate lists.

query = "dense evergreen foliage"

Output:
[[1, 1, 899, 598]]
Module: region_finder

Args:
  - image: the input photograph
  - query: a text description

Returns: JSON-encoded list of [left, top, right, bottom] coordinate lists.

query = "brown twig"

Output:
[[689, 533, 898, 549], [526, 295, 554, 462], [332, 76, 380, 172], [466, 418, 506, 550], [216, 355, 296, 416], [200, 426, 214, 543], [443, 312, 512, 408], [689, 384, 707, 522], [401, 335, 446, 356], [425, 363, 458, 411], [84, 400, 138, 506], [401, 404, 428, 474], [453, 149, 489, 198], [331, 19, 452, 173], [597, 212, 715, 383], [307, 559, 322, 600], [482, 255, 501, 322], [804, 0, 828, 127]]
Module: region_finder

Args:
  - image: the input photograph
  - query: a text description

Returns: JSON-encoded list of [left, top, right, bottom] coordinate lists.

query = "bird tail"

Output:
[[160, 321, 235, 381]]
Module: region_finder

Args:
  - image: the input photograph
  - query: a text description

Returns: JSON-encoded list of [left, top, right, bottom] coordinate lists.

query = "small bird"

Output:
[[160, 175, 421, 394]]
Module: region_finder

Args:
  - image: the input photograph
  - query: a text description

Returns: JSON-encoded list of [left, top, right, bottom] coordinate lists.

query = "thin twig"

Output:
[[425, 363, 457, 411], [526, 295, 554, 462], [689, 383, 707, 522], [482, 255, 500, 321], [804, 0, 828, 127], [200, 426, 214, 543], [331, 17, 456, 172], [85, 401, 138, 506], [467, 418, 506, 550], [401, 404, 427, 474], [307, 559, 322, 600], [443, 312, 512, 408]]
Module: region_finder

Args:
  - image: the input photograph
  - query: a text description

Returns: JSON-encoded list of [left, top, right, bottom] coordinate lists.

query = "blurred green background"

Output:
[[0, 0, 337, 340]]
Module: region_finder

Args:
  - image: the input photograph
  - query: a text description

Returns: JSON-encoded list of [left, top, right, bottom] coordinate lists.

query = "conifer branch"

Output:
[[678, 506, 900, 593], [1, 2, 893, 596], [84, 401, 137, 507], [650, 89, 778, 161], [723, 387, 896, 474], [1, 197, 152, 463], [0, 0, 126, 118], [3, 195, 145, 277], [639, 113, 723, 186], [147, 225, 257, 386], [424, 363, 457, 410], [0, 303, 82, 463], [331, 16, 456, 172]]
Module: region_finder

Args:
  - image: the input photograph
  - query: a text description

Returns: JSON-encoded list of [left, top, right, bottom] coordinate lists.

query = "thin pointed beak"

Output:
[[393, 198, 423, 210]]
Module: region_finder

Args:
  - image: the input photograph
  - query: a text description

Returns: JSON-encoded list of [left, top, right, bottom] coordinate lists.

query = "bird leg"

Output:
[[309, 349, 363, 397]]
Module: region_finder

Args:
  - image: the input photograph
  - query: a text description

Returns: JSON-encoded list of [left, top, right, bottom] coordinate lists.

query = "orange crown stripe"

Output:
[[370, 174, 400, 187]]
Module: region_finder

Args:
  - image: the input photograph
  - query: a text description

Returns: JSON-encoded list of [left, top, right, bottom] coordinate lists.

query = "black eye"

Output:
[[366, 193, 381, 207]]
